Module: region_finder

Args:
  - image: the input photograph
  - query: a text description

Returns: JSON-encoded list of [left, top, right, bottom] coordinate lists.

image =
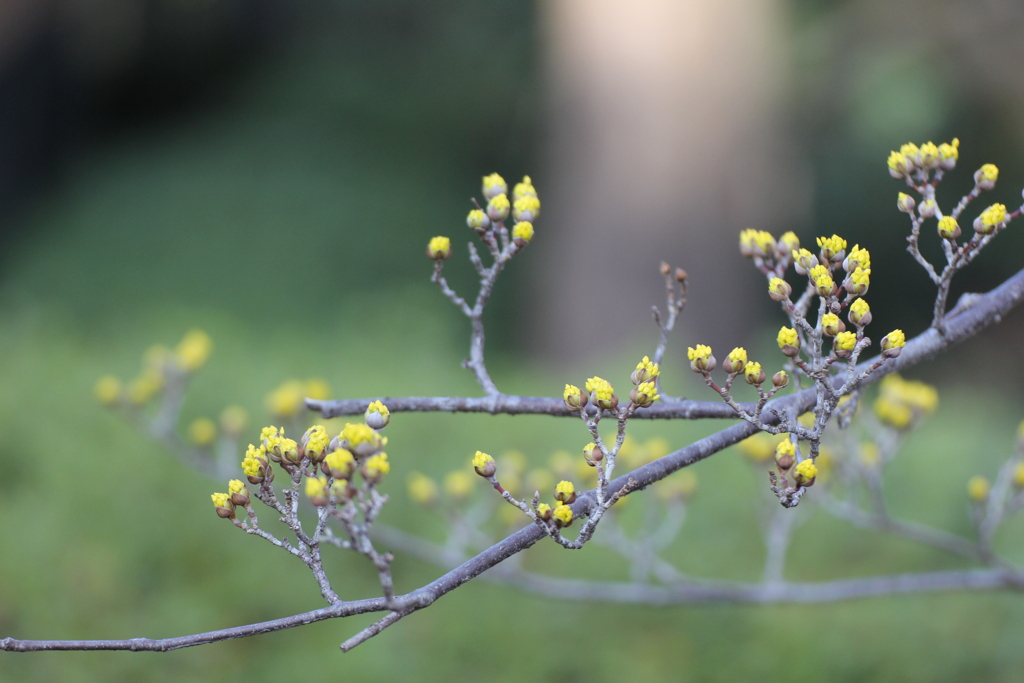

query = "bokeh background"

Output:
[[3, 1, 1024, 681]]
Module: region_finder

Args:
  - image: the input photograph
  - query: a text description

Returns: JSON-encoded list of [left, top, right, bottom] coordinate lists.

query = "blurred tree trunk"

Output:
[[533, 0, 808, 367]]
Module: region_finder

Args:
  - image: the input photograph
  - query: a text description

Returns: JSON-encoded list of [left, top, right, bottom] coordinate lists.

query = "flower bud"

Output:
[[917, 199, 937, 219], [919, 141, 939, 170], [937, 216, 960, 240], [582, 442, 603, 466], [426, 236, 452, 260], [364, 400, 390, 430], [563, 384, 587, 412], [793, 249, 817, 275], [896, 192, 916, 214], [554, 480, 576, 504], [777, 327, 800, 357], [974, 164, 998, 191], [486, 193, 510, 222], [211, 492, 235, 519], [793, 459, 817, 487], [228, 479, 250, 507], [585, 376, 618, 411], [473, 450, 496, 478], [816, 235, 847, 263], [361, 453, 390, 484], [768, 277, 792, 302], [552, 504, 573, 528], [772, 371, 789, 389], [482, 172, 508, 200], [687, 345, 715, 373], [887, 151, 911, 178], [821, 313, 844, 337], [306, 476, 330, 507], [324, 448, 356, 480], [774, 439, 795, 471], [833, 331, 858, 358], [512, 221, 534, 246], [848, 298, 871, 327], [631, 356, 660, 385], [512, 196, 540, 223], [881, 329, 906, 359], [743, 361, 765, 386], [776, 231, 800, 258], [674, 268, 687, 283], [967, 475, 990, 503], [537, 503, 553, 521], [659, 261, 671, 276], [937, 138, 959, 170], [630, 381, 659, 408], [466, 209, 490, 232], [723, 347, 748, 375]]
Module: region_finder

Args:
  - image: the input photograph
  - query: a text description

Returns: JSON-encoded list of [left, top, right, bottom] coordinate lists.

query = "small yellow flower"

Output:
[[794, 459, 818, 485], [687, 345, 714, 372], [980, 203, 1007, 228], [407, 472, 439, 505], [445, 470, 474, 499], [844, 245, 870, 271], [427, 236, 452, 260], [585, 376, 615, 401], [632, 356, 660, 383], [849, 298, 871, 326], [937, 138, 959, 166], [816, 234, 847, 260], [340, 422, 382, 456], [834, 331, 858, 352], [306, 476, 328, 501], [512, 196, 540, 223], [220, 405, 248, 436], [768, 277, 792, 301], [776, 439, 796, 458], [847, 267, 870, 295], [228, 479, 246, 495], [211, 492, 230, 508], [512, 221, 534, 243], [482, 173, 508, 199], [325, 448, 356, 479], [365, 400, 390, 429], [467, 208, 488, 230], [472, 450, 496, 477], [967, 475, 990, 502], [725, 347, 748, 374], [777, 327, 799, 350], [632, 380, 660, 407], [554, 480, 575, 503], [1013, 463, 1024, 489], [188, 418, 217, 447], [552, 504, 573, 527], [94, 376, 122, 406], [980, 164, 999, 182], [486, 193, 511, 222], [881, 330, 906, 357], [266, 380, 304, 419], [175, 329, 213, 372], [919, 141, 939, 168], [777, 231, 800, 254], [537, 503, 552, 520], [821, 313, 840, 337], [363, 453, 390, 480], [304, 425, 330, 456], [512, 175, 537, 201], [743, 361, 764, 385], [792, 248, 816, 275], [887, 151, 910, 177], [128, 370, 163, 405], [937, 216, 960, 240], [897, 192, 916, 213]]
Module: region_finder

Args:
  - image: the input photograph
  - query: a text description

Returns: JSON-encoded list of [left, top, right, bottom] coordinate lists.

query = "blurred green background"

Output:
[[2, 1, 1024, 681]]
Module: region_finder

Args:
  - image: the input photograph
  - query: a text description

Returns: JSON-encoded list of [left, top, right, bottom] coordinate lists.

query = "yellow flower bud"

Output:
[[793, 459, 817, 486], [472, 450, 496, 477], [552, 504, 573, 528], [482, 173, 508, 200], [967, 475, 990, 503], [94, 375, 123, 406], [427, 236, 452, 260], [687, 345, 715, 373]]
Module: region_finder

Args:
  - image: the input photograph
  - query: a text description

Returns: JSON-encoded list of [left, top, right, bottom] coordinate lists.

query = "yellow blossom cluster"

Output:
[[873, 374, 938, 430]]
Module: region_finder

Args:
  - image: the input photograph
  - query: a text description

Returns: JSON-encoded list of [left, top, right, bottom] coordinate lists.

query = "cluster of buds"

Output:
[[429, 173, 541, 262], [94, 329, 213, 409], [887, 139, 960, 180], [770, 437, 817, 488], [215, 400, 394, 517], [211, 479, 252, 519], [739, 229, 802, 277], [688, 344, 786, 392]]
